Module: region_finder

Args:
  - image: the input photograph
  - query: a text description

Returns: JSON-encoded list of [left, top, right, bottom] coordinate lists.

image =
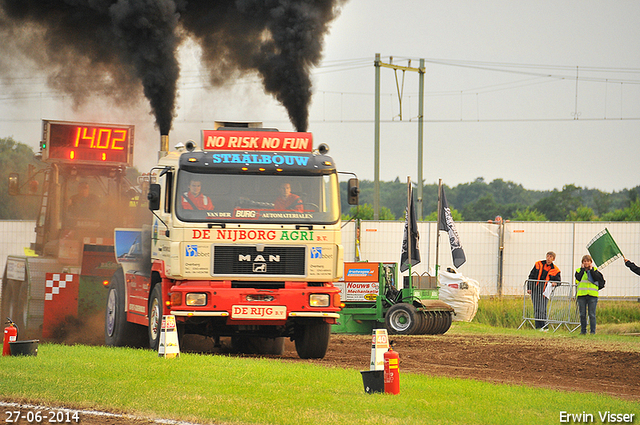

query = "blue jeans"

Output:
[[577, 295, 598, 334]]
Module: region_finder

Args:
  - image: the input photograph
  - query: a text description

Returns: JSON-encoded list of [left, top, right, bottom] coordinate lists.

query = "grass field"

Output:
[[1, 325, 639, 425], [474, 297, 640, 332]]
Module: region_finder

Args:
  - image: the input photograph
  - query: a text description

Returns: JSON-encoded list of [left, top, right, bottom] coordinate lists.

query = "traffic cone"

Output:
[[369, 328, 389, 370], [158, 315, 180, 358]]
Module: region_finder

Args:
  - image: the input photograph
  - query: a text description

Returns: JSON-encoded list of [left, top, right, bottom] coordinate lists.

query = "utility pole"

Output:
[[373, 54, 426, 220]]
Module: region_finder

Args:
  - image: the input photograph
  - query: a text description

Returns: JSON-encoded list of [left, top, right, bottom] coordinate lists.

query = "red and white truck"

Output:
[[2, 120, 358, 359], [106, 125, 358, 358]]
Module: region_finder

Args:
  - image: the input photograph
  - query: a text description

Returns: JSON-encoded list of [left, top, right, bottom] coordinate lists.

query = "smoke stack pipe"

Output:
[[160, 134, 169, 159]]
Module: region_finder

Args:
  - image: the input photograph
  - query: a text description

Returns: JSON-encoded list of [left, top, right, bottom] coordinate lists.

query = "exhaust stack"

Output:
[[159, 134, 169, 159]]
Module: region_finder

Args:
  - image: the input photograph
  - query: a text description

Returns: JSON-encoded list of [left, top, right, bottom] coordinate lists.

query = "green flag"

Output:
[[587, 228, 622, 269]]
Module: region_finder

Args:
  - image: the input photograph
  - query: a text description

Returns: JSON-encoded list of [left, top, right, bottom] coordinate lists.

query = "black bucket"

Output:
[[360, 370, 384, 394], [9, 340, 39, 356]]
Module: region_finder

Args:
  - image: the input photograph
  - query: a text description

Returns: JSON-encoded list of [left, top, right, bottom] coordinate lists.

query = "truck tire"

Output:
[[294, 321, 331, 359], [385, 303, 421, 335], [148, 284, 163, 351], [104, 269, 146, 347]]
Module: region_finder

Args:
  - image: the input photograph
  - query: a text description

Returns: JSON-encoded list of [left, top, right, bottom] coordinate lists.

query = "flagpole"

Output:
[[435, 179, 442, 278], [407, 176, 412, 287]]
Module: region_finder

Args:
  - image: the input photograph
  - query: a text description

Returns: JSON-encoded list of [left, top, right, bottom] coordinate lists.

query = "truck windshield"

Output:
[[175, 171, 340, 224]]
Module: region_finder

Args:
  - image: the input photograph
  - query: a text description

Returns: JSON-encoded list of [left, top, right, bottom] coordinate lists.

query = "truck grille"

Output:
[[212, 245, 306, 276]]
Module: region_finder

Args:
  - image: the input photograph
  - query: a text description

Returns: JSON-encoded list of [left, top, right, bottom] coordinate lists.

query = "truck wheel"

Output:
[[294, 321, 331, 359], [385, 303, 421, 335], [148, 284, 163, 351], [105, 270, 145, 347]]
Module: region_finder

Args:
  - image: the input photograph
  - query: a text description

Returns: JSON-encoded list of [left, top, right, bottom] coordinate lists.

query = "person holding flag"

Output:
[[623, 258, 640, 276], [575, 254, 605, 335]]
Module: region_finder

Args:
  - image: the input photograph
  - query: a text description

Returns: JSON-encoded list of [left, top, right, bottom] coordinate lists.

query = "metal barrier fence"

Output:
[[519, 280, 580, 333]]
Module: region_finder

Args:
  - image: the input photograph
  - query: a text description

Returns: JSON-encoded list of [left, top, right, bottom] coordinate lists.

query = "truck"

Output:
[[1, 120, 141, 341], [2, 120, 358, 360], [105, 124, 358, 359]]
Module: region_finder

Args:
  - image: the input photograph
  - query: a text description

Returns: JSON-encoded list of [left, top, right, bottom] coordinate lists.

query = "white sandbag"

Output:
[[438, 269, 480, 322]]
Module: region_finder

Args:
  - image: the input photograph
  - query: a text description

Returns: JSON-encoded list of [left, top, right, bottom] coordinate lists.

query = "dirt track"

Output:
[[309, 332, 640, 401], [3, 331, 639, 424]]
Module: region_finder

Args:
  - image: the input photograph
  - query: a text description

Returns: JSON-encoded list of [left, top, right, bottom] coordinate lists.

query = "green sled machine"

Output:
[[332, 262, 454, 335]]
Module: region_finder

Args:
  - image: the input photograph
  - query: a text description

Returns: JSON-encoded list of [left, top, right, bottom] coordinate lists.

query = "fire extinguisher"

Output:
[[3, 318, 18, 356], [384, 347, 400, 394]]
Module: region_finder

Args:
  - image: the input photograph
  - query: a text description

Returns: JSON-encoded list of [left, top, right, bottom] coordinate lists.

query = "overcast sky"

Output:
[[1, 0, 639, 192]]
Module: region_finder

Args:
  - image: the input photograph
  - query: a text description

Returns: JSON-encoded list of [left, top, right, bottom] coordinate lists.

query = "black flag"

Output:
[[400, 186, 421, 272], [439, 185, 466, 268]]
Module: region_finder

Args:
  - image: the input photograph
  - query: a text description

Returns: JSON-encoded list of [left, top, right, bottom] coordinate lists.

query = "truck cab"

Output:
[[107, 128, 357, 358]]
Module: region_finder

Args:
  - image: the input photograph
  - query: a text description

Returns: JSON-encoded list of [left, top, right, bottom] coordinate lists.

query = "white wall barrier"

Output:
[[0, 220, 37, 277], [346, 220, 640, 299], [1, 220, 639, 299]]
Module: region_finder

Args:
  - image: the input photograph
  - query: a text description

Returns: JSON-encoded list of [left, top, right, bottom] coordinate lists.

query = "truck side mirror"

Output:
[[147, 183, 161, 211], [347, 178, 359, 205], [8, 173, 19, 196]]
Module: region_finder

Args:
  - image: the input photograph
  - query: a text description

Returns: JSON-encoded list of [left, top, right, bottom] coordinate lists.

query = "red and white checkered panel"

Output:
[[83, 237, 114, 246], [42, 273, 79, 339]]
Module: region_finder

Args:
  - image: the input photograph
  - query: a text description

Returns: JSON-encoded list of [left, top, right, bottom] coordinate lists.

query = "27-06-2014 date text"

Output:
[[4, 409, 80, 423]]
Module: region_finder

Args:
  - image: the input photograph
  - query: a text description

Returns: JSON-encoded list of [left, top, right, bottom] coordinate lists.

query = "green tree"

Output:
[[567, 206, 597, 221], [0, 137, 43, 219], [462, 194, 500, 221], [600, 199, 640, 221], [424, 207, 463, 221], [533, 184, 583, 221], [511, 207, 547, 221], [342, 203, 395, 221]]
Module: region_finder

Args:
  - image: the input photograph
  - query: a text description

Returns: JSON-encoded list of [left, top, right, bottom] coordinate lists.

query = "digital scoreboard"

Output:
[[42, 120, 134, 165]]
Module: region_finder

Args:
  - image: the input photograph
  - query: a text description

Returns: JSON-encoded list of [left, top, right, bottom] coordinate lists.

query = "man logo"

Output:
[[186, 245, 198, 257], [253, 263, 267, 273], [310, 247, 322, 259]]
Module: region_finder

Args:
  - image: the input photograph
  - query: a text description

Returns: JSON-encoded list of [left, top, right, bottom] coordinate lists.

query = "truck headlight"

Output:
[[185, 293, 207, 306], [309, 294, 330, 307]]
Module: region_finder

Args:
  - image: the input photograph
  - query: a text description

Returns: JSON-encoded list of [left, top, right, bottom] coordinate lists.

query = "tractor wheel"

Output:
[[148, 284, 163, 351], [385, 303, 421, 335], [294, 321, 331, 359], [105, 269, 146, 347]]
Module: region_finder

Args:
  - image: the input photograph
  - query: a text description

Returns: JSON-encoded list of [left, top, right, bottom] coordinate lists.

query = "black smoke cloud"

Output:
[[0, 0, 345, 134]]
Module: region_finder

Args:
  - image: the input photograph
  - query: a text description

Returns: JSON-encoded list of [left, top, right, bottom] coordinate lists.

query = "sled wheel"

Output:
[[385, 303, 421, 335]]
